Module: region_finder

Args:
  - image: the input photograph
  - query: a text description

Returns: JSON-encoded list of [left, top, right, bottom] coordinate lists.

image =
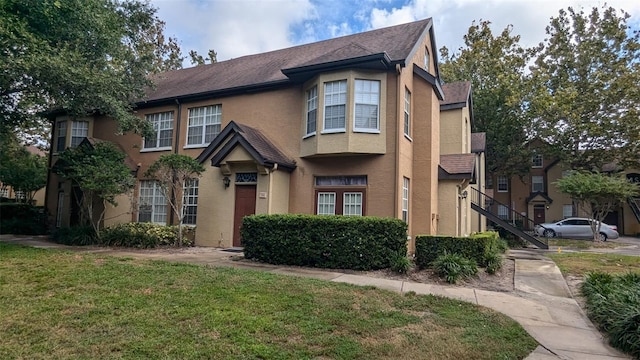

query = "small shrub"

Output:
[[390, 255, 412, 274], [485, 252, 503, 274], [432, 252, 478, 284], [99, 223, 194, 248], [415, 232, 502, 269], [51, 226, 98, 246], [0, 203, 47, 235]]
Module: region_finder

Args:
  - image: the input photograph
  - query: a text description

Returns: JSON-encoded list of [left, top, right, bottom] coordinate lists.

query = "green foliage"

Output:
[[485, 252, 503, 275], [51, 225, 98, 246], [55, 141, 135, 234], [99, 222, 194, 248], [144, 154, 205, 246], [439, 20, 534, 178], [241, 214, 408, 271], [555, 171, 638, 240], [582, 271, 640, 358], [0, 0, 184, 137], [528, 6, 640, 170], [390, 255, 412, 274], [432, 252, 478, 284], [414, 232, 503, 269], [0, 203, 47, 235], [0, 140, 47, 203]]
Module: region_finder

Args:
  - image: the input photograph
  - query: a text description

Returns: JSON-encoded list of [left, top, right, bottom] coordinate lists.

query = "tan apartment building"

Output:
[[490, 140, 640, 236], [45, 19, 486, 248]]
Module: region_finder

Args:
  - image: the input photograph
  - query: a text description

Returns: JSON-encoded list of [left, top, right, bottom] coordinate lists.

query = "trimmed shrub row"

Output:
[[582, 271, 640, 358], [241, 214, 408, 271], [0, 203, 48, 235], [51, 223, 195, 248], [414, 231, 506, 269]]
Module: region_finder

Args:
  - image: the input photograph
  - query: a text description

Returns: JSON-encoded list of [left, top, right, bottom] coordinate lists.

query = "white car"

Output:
[[535, 217, 619, 241]]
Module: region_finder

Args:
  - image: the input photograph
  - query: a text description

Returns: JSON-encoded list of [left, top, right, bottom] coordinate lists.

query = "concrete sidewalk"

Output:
[[0, 235, 630, 359]]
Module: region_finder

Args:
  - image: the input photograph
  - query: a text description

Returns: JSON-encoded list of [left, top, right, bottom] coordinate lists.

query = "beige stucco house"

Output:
[[46, 18, 486, 249]]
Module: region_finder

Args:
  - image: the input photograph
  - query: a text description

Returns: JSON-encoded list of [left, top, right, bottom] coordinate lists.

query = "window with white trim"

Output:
[[424, 47, 430, 71], [354, 79, 380, 132], [182, 178, 198, 225], [343, 192, 363, 216], [404, 89, 411, 137], [563, 204, 574, 218], [187, 105, 221, 146], [56, 191, 64, 227], [70, 121, 88, 147], [138, 180, 167, 224], [305, 86, 317, 136], [323, 80, 347, 132], [143, 112, 173, 150], [0, 188, 8, 198], [402, 177, 409, 222], [56, 121, 67, 152], [15, 190, 25, 201], [498, 204, 509, 220], [497, 176, 509, 192], [532, 176, 544, 192], [532, 152, 543, 168], [317, 192, 336, 215]]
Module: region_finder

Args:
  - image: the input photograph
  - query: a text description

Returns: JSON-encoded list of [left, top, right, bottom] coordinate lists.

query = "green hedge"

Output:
[[0, 203, 48, 235], [241, 214, 408, 270], [415, 231, 504, 269], [99, 223, 195, 248]]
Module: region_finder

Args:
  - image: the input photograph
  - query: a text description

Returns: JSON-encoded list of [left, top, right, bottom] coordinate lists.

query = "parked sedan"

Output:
[[534, 217, 619, 241]]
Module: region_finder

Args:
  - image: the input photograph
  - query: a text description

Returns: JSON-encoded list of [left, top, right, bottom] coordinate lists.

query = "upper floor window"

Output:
[[424, 47, 430, 71], [353, 79, 380, 132], [323, 80, 347, 132], [143, 111, 173, 150], [532, 176, 544, 192], [70, 121, 88, 148], [404, 88, 411, 137], [187, 105, 221, 147], [56, 121, 67, 152], [532, 152, 543, 168], [306, 86, 317, 136], [497, 176, 508, 192]]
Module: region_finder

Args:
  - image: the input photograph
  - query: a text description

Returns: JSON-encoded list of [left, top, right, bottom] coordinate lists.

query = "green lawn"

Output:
[[548, 238, 620, 250], [548, 252, 640, 276], [0, 243, 537, 359]]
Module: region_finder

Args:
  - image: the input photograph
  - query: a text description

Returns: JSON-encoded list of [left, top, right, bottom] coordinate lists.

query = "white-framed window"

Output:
[[0, 188, 8, 198], [305, 86, 317, 136], [402, 177, 409, 222], [143, 112, 173, 150], [323, 80, 347, 132], [532, 152, 543, 168], [182, 178, 198, 225], [14, 190, 25, 201], [187, 105, 221, 146], [532, 176, 544, 192], [353, 79, 380, 132], [56, 191, 64, 228], [563, 204, 574, 218], [70, 121, 88, 147], [424, 47, 430, 71], [56, 121, 67, 152], [138, 180, 167, 224], [497, 176, 509, 192], [404, 88, 411, 137], [498, 205, 509, 220], [317, 192, 336, 215], [343, 192, 363, 216]]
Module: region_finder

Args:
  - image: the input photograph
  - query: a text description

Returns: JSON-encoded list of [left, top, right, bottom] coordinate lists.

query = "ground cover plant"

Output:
[[0, 243, 537, 359]]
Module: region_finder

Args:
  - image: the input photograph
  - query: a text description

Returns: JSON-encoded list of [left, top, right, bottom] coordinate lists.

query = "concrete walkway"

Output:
[[0, 235, 630, 360]]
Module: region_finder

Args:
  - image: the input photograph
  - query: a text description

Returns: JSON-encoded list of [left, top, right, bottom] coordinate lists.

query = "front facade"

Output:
[[491, 140, 640, 236], [46, 19, 483, 248]]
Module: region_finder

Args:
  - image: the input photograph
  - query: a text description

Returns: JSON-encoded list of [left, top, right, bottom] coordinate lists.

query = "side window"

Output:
[[323, 80, 347, 132], [305, 86, 318, 136]]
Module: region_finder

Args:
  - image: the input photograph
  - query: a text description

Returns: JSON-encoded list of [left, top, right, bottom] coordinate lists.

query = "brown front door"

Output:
[[533, 206, 545, 225], [233, 185, 257, 247]]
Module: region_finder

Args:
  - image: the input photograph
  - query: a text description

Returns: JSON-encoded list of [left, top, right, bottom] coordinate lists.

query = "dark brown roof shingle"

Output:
[[439, 153, 476, 180], [440, 81, 471, 107]]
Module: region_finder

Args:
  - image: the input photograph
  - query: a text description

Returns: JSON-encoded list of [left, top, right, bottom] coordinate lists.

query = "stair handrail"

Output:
[[469, 187, 549, 234]]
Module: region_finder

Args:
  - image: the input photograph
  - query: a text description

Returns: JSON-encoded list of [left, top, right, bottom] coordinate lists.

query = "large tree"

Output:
[[144, 154, 205, 246], [0, 0, 184, 139], [440, 21, 534, 178], [527, 6, 640, 171], [555, 171, 638, 241], [54, 141, 136, 235]]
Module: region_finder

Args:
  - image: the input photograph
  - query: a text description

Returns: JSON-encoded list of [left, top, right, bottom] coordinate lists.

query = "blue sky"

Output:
[[150, 0, 640, 66]]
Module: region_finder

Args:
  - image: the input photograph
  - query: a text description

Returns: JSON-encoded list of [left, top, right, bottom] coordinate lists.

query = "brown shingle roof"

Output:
[[439, 153, 476, 180], [440, 81, 471, 107], [142, 19, 432, 103], [471, 132, 486, 153]]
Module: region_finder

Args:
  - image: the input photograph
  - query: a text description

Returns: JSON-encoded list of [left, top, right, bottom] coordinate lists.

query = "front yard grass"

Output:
[[0, 243, 537, 359], [547, 238, 619, 250], [548, 252, 640, 276]]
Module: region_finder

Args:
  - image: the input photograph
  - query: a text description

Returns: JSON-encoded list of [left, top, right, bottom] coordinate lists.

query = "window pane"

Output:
[[402, 177, 409, 222], [306, 86, 317, 135], [70, 121, 88, 147], [404, 89, 411, 136], [138, 180, 167, 224], [532, 176, 544, 192], [324, 80, 346, 130], [317, 192, 336, 215], [187, 105, 222, 145], [56, 121, 67, 152], [315, 176, 367, 186], [183, 178, 198, 225], [497, 176, 509, 192], [343, 192, 362, 216], [354, 80, 380, 130], [498, 205, 509, 219], [144, 112, 174, 149], [562, 205, 574, 218]]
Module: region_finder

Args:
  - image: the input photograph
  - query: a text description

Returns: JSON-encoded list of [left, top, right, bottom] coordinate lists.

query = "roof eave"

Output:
[[281, 53, 393, 82]]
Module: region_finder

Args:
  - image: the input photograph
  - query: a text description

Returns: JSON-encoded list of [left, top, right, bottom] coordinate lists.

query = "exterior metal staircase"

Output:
[[469, 187, 549, 249], [628, 197, 640, 223]]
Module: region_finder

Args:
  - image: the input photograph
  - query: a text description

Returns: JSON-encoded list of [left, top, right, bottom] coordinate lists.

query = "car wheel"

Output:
[[598, 232, 608, 242], [543, 229, 556, 238]]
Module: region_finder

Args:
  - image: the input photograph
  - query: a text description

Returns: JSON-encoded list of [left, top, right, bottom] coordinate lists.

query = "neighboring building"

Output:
[[46, 19, 488, 249], [490, 139, 640, 236], [0, 145, 47, 206]]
